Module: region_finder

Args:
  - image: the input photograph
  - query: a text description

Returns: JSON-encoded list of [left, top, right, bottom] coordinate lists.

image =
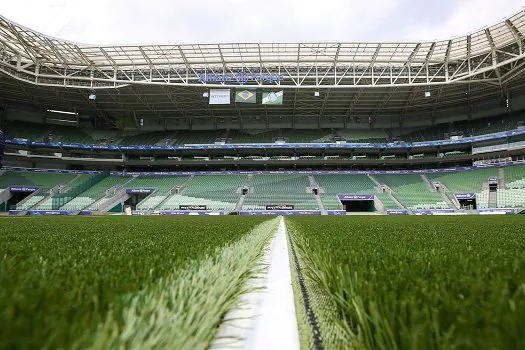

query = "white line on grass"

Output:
[[212, 216, 300, 350]]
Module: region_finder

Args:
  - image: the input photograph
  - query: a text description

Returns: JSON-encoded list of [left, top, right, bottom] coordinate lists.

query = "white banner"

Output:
[[209, 89, 231, 105]]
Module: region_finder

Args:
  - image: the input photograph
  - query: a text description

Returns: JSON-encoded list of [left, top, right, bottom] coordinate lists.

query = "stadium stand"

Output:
[[130, 176, 189, 210], [314, 174, 376, 210], [375, 192, 402, 209], [2, 167, 525, 212], [160, 175, 245, 211], [0, 171, 76, 190], [497, 165, 525, 207], [48, 126, 94, 144], [119, 131, 175, 146], [3, 121, 50, 141], [399, 112, 525, 142], [243, 175, 318, 210], [496, 189, 525, 208], [33, 174, 94, 210], [426, 168, 496, 194], [173, 130, 225, 145], [229, 130, 280, 143], [426, 168, 498, 209], [2, 110, 524, 146], [504, 165, 525, 188], [60, 176, 131, 210], [374, 174, 449, 210], [281, 129, 333, 143], [337, 129, 387, 142], [0, 171, 77, 210]]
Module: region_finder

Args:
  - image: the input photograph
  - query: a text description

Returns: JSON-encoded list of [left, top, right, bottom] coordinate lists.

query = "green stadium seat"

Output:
[[160, 175, 245, 211], [375, 174, 449, 210], [243, 175, 318, 210]]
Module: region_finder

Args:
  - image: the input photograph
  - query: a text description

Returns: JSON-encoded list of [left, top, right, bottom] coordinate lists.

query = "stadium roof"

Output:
[[0, 9, 525, 124], [1, 8, 525, 88]]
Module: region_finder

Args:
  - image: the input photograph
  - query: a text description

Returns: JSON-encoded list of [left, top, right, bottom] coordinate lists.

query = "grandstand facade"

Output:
[[1, 9, 525, 215]]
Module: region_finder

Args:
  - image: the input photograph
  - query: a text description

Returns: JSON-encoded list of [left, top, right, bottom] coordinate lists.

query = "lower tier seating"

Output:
[[243, 175, 318, 210], [374, 174, 449, 210]]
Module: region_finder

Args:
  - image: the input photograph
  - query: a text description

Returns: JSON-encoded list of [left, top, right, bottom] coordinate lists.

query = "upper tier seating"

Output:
[[2, 122, 50, 141], [49, 126, 94, 144], [173, 130, 226, 145], [374, 174, 448, 210], [119, 132, 176, 146], [281, 130, 333, 143], [229, 130, 280, 143], [338, 129, 387, 142], [160, 175, 245, 211], [314, 174, 376, 210], [243, 175, 318, 210], [399, 112, 525, 142]]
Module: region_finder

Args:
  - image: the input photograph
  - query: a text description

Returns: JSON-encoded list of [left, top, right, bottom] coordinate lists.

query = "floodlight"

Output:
[[424, 91, 431, 97], [203, 92, 209, 98], [314, 91, 320, 97], [88, 94, 96, 100]]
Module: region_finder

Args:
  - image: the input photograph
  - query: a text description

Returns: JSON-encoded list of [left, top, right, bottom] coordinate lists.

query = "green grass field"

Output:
[[287, 216, 525, 349], [2, 215, 525, 350], [0, 216, 274, 349]]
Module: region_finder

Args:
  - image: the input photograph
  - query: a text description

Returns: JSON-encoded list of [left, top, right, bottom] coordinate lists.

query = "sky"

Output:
[[1, 0, 524, 45]]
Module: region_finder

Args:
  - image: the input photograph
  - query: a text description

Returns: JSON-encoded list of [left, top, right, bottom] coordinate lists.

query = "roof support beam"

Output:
[[505, 19, 523, 54], [466, 35, 471, 73], [485, 28, 501, 83], [444, 40, 452, 82]]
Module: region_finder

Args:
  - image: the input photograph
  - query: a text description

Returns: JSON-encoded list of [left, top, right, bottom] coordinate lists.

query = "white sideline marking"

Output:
[[212, 217, 299, 350]]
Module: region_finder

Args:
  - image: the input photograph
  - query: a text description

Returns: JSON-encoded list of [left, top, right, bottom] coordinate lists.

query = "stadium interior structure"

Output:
[[1, 9, 525, 215]]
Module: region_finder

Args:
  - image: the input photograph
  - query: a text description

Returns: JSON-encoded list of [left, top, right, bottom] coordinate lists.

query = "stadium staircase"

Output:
[[155, 175, 194, 210], [421, 174, 458, 210], [22, 175, 84, 210], [488, 190, 498, 208], [367, 175, 406, 210], [134, 176, 190, 210], [234, 175, 251, 211], [420, 175, 435, 192], [426, 168, 497, 209], [372, 174, 449, 211], [498, 168, 505, 188], [88, 177, 136, 212], [159, 175, 245, 211], [308, 175, 326, 213], [242, 175, 318, 210]]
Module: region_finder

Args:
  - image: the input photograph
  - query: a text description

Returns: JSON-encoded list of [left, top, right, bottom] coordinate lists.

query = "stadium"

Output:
[[1, 4, 525, 350]]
